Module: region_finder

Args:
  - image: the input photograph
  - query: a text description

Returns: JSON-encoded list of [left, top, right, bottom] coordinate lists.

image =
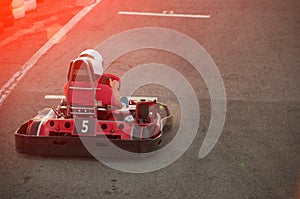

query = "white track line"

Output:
[[118, 11, 210, 18], [0, 0, 101, 106], [44, 95, 66, 100]]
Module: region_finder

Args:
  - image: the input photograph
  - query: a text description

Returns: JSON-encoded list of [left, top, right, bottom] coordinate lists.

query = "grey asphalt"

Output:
[[0, 0, 299, 198]]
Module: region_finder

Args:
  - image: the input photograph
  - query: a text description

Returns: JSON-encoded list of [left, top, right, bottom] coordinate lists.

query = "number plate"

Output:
[[74, 118, 96, 135]]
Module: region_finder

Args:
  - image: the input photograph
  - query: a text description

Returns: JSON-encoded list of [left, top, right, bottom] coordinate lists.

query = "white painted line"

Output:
[[118, 11, 210, 18], [44, 95, 66, 100], [0, 0, 102, 106]]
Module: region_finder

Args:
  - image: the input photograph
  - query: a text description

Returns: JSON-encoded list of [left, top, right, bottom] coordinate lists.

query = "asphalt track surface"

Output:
[[0, 0, 299, 198]]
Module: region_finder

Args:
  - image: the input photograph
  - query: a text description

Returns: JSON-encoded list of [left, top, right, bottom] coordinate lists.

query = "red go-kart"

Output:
[[15, 59, 172, 157]]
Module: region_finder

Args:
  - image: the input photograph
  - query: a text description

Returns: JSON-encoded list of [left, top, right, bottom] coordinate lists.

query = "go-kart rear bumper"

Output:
[[15, 125, 164, 158]]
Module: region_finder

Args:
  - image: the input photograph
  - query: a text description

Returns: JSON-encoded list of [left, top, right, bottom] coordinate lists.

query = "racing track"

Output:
[[0, 0, 299, 198]]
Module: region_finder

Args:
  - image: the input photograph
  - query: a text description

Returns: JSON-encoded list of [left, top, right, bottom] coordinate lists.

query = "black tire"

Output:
[[28, 121, 41, 135]]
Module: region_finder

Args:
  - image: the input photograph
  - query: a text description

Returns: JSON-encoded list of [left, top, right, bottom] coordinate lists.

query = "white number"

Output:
[[82, 120, 89, 133]]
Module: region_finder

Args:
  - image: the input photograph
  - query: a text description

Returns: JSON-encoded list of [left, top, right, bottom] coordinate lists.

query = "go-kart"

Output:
[[15, 58, 172, 157]]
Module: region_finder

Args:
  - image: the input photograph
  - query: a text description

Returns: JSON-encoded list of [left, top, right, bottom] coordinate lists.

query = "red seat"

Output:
[[63, 82, 117, 107], [64, 58, 120, 108]]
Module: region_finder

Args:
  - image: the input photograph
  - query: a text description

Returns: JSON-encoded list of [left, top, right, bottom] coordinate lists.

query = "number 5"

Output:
[[82, 120, 89, 133]]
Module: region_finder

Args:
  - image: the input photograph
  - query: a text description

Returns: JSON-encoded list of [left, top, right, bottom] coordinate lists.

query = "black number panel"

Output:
[[74, 118, 96, 135]]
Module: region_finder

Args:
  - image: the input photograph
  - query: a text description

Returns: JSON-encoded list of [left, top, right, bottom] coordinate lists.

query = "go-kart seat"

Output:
[[64, 60, 120, 118], [65, 59, 99, 117]]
